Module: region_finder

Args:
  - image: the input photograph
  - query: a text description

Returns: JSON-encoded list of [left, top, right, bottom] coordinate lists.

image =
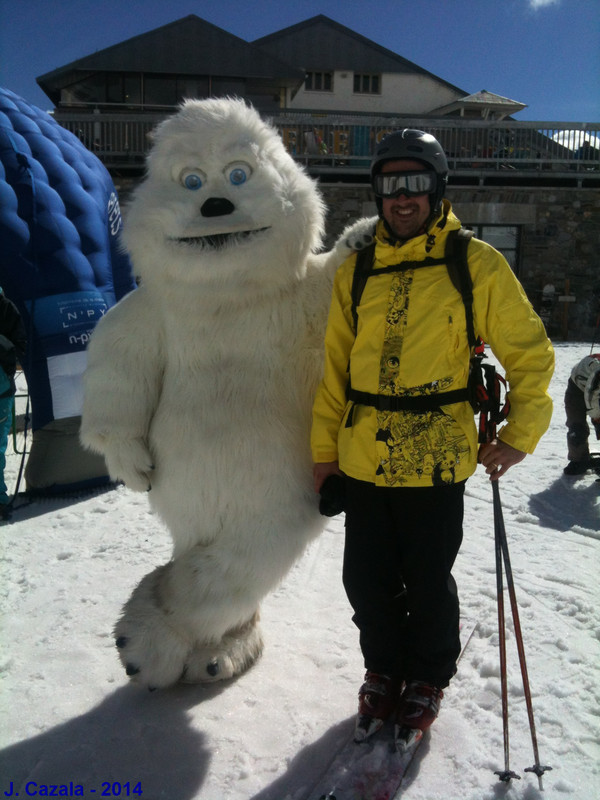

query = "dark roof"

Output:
[[253, 15, 467, 95], [37, 15, 305, 102]]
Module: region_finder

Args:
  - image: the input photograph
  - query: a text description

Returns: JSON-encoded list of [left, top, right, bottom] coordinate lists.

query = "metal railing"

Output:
[[54, 109, 600, 179]]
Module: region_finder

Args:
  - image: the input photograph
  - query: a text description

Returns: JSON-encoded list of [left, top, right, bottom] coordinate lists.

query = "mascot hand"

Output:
[[335, 216, 378, 255], [103, 436, 155, 492]]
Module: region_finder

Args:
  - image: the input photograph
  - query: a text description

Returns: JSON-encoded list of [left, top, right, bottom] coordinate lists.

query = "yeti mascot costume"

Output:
[[81, 98, 365, 689]]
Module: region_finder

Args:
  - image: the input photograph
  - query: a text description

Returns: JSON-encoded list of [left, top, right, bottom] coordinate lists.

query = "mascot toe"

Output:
[[81, 98, 358, 688]]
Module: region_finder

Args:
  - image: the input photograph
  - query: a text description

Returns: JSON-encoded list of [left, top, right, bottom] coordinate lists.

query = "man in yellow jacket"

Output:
[[311, 129, 554, 746]]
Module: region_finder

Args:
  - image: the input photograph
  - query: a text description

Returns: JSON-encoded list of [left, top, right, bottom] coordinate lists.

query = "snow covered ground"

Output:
[[0, 341, 598, 800]]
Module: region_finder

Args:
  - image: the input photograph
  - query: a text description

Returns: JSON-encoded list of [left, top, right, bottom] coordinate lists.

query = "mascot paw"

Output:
[[114, 565, 192, 689], [104, 436, 154, 492], [181, 612, 264, 684], [339, 216, 378, 253]]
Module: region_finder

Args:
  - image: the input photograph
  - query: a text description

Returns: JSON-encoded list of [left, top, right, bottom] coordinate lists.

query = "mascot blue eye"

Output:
[[183, 173, 203, 191], [226, 162, 252, 186], [229, 168, 248, 186]]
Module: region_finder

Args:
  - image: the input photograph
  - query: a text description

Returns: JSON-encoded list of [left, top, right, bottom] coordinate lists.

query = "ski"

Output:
[[313, 727, 416, 800], [306, 621, 477, 800]]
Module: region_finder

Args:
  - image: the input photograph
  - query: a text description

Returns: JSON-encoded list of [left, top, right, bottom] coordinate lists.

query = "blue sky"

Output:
[[1, 0, 598, 121]]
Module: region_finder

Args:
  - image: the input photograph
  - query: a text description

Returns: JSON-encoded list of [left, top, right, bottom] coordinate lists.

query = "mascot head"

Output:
[[123, 98, 325, 294]]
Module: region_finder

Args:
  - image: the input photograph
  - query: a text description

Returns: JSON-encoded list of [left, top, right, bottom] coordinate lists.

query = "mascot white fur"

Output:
[[81, 98, 369, 689]]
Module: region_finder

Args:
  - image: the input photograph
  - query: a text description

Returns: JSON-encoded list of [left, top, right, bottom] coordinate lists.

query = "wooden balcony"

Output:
[[54, 109, 600, 187]]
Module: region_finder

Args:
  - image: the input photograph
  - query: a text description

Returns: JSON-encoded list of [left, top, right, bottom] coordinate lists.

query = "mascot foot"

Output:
[[181, 611, 264, 684], [114, 565, 264, 689], [114, 564, 193, 690]]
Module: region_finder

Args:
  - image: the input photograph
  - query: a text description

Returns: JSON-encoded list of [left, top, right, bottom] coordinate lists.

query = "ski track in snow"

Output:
[[0, 342, 598, 800]]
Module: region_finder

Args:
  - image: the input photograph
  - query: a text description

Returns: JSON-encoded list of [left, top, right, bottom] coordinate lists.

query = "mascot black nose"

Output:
[[201, 197, 235, 217]]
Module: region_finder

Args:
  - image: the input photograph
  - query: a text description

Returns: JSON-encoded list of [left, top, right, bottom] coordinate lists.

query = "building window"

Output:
[[354, 73, 380, 94], [176, 77, 210, 102], [144, 76, 178, 107], [106, 75, 123, 104], [466, 225, 520, 276], [305, 72, 333, 92], [63, 74, 107, 105], [123, 75, 142, 106]]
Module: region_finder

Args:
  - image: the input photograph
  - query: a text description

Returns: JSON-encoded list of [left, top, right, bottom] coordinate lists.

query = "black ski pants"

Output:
[[343, 477, 465, 688]]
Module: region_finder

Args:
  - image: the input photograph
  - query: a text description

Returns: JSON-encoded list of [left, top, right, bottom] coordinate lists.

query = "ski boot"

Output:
[[395, 680, 444, 751], [563, 460, 590, 475], [354, 671, 401, 743]]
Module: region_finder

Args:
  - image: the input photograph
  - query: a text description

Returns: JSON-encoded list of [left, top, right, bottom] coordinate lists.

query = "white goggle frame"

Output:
[[373, 170, 436, 198]]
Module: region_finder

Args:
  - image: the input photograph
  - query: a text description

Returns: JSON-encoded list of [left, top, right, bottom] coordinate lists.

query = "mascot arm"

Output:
[[335, 215, 378, 254], [80, 288, 164, 492], [311, 215, 377, 278], [303, 216, 378, 334]]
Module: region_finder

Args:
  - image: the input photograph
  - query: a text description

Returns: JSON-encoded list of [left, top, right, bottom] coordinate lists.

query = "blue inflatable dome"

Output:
[[0, 87, 136, 493]]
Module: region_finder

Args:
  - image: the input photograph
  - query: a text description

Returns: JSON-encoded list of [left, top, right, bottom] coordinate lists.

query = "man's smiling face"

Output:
[[380, 159, 432, 241]]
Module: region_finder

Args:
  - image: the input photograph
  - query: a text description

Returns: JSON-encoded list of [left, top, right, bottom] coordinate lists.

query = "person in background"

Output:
[[563, 353, 600, 475], [0, 287, 27, 518], [311, 129, 554, 746]]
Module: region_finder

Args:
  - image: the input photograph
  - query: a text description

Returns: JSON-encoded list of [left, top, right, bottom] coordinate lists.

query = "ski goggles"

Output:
[[372, 170, 436, 198]]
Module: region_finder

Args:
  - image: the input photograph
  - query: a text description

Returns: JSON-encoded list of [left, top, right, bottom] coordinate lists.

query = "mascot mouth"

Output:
[[169, 227, 271, 250]]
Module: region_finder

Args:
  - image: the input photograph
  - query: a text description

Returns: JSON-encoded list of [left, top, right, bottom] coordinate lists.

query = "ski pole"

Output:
[[492, 481, 552, 789], [493, 484, 520, 783]]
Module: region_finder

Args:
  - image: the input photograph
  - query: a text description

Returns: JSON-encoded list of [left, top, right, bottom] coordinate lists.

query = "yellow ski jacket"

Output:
[[311, 203, 554, 487]]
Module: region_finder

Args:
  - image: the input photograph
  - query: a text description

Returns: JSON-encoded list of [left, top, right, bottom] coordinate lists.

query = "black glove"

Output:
[[319, 474, 346, 517]]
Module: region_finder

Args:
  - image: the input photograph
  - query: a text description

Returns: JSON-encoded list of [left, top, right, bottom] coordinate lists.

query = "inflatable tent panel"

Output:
[[0, 87, 137, 493]]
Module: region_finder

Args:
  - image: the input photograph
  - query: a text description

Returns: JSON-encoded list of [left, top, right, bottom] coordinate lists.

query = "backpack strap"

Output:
[[350, 241, 376, 334], [346, 385, 471, 414], [444, 228, 477, 349]]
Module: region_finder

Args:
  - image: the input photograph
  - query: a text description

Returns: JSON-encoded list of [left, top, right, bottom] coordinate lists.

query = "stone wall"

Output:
[[319, 183, 600, 342]]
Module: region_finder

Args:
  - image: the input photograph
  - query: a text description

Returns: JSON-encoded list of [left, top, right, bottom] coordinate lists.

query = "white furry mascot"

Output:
[[81, 98, 366, 689]]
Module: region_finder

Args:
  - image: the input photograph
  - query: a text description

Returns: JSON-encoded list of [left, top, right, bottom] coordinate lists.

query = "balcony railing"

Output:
[[54, 109, 600, 183]]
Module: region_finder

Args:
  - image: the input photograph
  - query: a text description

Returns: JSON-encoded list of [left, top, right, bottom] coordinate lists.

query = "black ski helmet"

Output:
[[371, 129, 449, 226]]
